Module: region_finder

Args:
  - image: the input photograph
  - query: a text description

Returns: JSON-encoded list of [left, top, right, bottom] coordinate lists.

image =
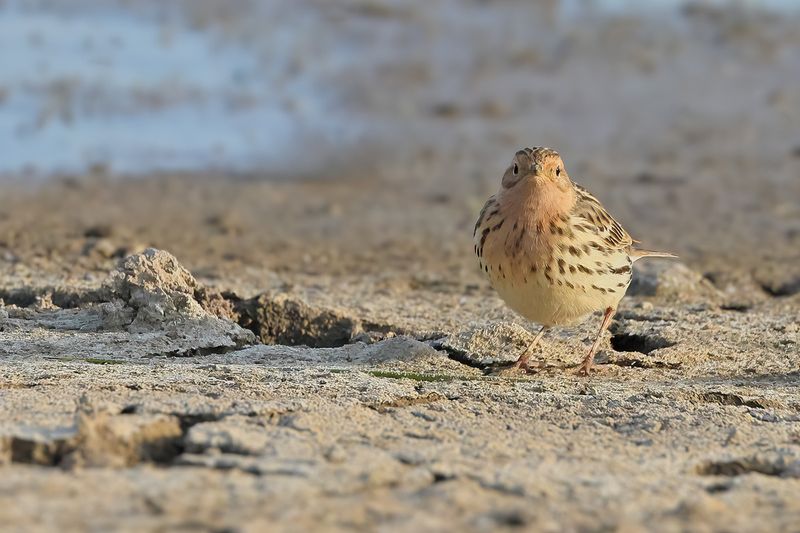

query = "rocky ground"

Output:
[[2, 1, 800, 531], [0, 197, 798, 531]]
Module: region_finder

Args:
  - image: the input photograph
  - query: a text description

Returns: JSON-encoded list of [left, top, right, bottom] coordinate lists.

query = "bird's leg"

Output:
[[578, 307, 615, 376], [513, 325, 549, 372]]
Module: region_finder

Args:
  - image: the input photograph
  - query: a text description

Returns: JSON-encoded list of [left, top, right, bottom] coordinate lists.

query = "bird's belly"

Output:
[[474, 200, 634, 326], [488, 254, 632, 326], [491, 275, 592, 326]]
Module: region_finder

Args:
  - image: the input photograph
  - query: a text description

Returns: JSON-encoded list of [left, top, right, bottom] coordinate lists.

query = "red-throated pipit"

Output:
[[474, 147, 675, 376]]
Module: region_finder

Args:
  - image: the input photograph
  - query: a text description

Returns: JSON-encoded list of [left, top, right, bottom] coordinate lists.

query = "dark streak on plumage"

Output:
[[514, 226, 526, 253], [473, 198, 495, 237], [591, 285, 607, 294]]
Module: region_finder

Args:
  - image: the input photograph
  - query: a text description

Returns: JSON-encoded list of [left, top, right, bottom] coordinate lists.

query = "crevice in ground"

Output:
[[696, 391, 773, 409], [605, 355, 681, 370], [1, 249, 411, 354], [368, 392, 445, 413], [171, 412, 231, 434], [428, 340, 494, 371], [609, 332, 676, 354], [0, 286, 105, 309], [696, 456, 800, 478], [156, 345, 240, 358], [757, 276, 800, 298]]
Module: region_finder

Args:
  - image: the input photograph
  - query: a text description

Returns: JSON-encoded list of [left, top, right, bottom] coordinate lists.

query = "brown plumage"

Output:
[[474, 147, 676, 375]]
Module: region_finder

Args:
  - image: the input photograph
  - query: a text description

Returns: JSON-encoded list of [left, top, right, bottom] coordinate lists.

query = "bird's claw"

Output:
[[514, 360, 545, 375]]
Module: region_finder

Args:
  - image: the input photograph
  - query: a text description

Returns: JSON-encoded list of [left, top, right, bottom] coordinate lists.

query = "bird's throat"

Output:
[[501, 178, 576, 229]]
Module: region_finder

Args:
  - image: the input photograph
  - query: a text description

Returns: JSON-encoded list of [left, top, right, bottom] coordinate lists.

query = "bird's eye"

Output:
[[513, 163, 519, 175], [555, 167, 561, 176]]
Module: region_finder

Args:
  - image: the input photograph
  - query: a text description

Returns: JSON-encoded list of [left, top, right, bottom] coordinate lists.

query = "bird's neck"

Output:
[[500, 179, 576, 226]]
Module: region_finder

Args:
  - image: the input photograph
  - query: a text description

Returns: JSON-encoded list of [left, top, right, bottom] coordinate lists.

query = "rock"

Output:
[[34, 293, 58, 310], [184, 416, 270, 456], [0, 426, 77, 466], [702, 268, 766, 309], [696, 453, 800, 479], [92, 301, 136, 330], [62, 412, 184, 468], [357, 336, 440, 364], [82, 238, 117, 259], [1, 412, 185, 468], [194, 286, 238, 322], [175, 453, 314, 477], [0, 287, 37, 308], [433, 323, 534, 366], [628, 262, 721, 302], [5, 305, 35, 320], [0, 286, 103, 310], [99, 248, 254, 349], [83, 224, 114, 239], [31, 303, 128, 332], [753, 263, 800, 297], [104, 248, 206, 327], [237, 293, 361, 347]]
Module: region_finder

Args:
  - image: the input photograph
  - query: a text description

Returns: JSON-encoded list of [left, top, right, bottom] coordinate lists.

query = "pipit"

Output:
[[474, 147, 675, 376]]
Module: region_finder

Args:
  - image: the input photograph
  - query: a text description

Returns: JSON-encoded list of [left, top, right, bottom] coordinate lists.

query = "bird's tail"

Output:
[[630, 248, 678, 262]]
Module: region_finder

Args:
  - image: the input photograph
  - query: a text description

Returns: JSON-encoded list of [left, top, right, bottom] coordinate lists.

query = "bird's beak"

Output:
[[532, 163, 543, 175]]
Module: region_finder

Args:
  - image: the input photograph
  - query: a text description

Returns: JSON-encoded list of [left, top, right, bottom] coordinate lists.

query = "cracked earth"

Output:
[[1, 245, 798, 532]]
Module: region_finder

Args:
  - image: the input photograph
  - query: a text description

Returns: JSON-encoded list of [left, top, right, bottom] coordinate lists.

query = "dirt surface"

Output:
[[0, 194, 798, 532], [2, 1, 800, 532]]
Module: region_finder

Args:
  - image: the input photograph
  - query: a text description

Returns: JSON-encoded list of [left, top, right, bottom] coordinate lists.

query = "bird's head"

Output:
[[501, 147, 570, 191]]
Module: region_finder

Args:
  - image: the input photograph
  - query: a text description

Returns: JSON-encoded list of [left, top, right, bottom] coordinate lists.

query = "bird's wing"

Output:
[[571, 183, 633, 251]]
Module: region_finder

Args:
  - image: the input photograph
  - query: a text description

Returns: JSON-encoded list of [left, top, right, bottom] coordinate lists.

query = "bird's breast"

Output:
[[474, 204, 633, 326]]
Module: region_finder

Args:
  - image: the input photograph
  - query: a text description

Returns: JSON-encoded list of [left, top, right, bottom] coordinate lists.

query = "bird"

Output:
[[473, 147, 675, 376]]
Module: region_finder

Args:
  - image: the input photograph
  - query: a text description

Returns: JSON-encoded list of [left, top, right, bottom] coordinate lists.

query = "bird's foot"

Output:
[[513, 358, 545, 375], [576, 359, 595, 377]]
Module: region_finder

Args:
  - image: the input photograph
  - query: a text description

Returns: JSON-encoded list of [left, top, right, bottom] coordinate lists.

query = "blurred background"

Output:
[[0, 0, 799, 295]]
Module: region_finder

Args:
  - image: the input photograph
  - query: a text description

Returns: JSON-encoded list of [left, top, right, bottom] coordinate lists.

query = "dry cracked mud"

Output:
[[1, 246, 798, 532]]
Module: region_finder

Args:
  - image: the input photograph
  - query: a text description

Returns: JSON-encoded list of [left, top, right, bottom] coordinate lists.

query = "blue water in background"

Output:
[[0, 0, 796, 178], [0, 0, 366, 178]]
